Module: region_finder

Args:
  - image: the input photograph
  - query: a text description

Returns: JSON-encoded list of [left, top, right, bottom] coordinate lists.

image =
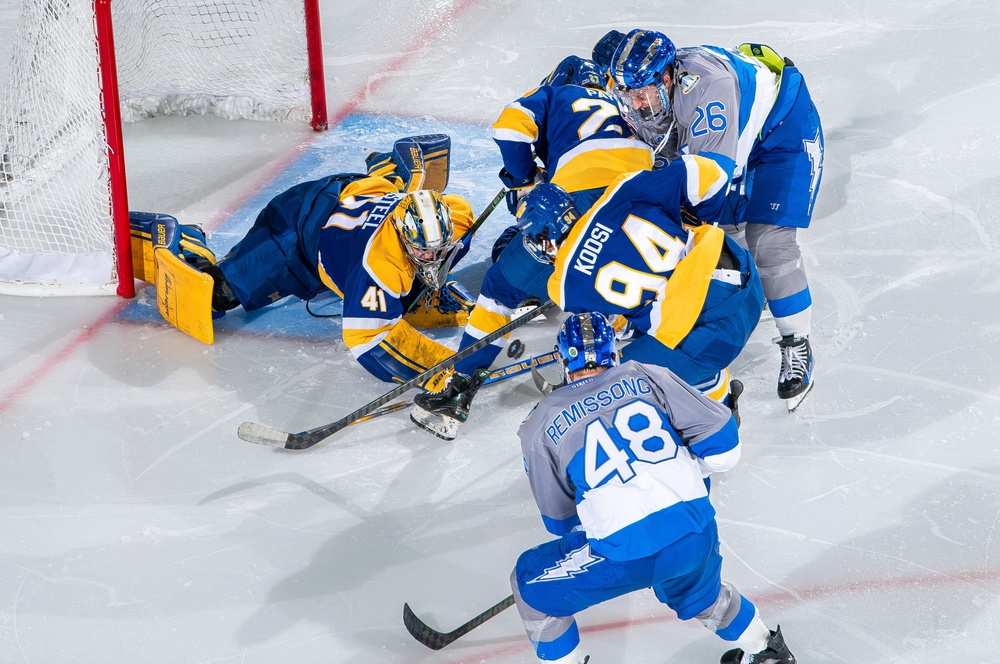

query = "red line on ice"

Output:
[[0, 1, 480, 413], [451, 566, 1000, 661]]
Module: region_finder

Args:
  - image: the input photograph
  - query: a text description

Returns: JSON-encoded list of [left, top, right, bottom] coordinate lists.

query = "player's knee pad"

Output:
[[178, 224, 217, 271], [696, 581, 742, 632]]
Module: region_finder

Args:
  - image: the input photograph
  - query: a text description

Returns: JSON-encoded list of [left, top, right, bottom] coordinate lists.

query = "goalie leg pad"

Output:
[[154, 246, 215, 344], [178, 224, 217, 270], [130, 211, 180, 283]]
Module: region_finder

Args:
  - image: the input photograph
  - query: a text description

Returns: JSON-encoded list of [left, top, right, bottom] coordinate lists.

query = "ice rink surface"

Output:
[[3, 1, 1000, 662]]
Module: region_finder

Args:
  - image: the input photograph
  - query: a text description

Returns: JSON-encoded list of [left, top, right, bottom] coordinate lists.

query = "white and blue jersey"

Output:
[[517, 361, 740, 561]]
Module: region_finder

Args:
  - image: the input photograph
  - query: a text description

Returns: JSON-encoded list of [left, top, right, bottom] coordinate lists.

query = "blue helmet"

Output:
[[514, 183, 580, 264], [556, 312, 618, 379], [610, 29, 676, 131], [610, 29, 676, 90], [540, 55, 605, 89]]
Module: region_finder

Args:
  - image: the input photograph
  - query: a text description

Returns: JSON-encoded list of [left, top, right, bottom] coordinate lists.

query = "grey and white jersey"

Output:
[[517, 361, 740, 559], [657, 46, 778, 179]]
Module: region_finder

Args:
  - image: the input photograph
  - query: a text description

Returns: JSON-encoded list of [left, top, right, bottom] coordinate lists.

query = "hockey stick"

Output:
[[405, 186, 507, 314], [352, 350, 559, 426], [403, 594, 515, 650], [238, 300, 556, 450]]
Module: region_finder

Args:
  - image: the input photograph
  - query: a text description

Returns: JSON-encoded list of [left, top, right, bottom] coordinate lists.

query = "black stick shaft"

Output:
[[403, 594, 515, 650]]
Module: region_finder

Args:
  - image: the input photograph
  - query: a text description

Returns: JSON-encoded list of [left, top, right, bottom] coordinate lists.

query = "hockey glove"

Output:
[[592, 29, 626, 68], [499, 165, 545, 216]]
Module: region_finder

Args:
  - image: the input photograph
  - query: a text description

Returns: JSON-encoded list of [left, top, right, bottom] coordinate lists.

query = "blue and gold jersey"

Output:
[[315, 177, 475, 383], [547, 155, 730, 350], [492, 84, 653, 194]]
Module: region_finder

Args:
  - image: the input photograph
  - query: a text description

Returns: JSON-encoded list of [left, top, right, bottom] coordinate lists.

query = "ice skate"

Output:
[[721, 625, 795, 664], [411, 368, 490, 440], [775, 335, 813, 412]]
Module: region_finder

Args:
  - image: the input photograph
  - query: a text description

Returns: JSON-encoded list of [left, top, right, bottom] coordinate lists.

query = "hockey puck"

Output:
[[507, 339, 525, 359]]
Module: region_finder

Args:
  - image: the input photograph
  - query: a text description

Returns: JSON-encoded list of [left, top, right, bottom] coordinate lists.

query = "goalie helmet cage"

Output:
[[0, 0, 328, 298]]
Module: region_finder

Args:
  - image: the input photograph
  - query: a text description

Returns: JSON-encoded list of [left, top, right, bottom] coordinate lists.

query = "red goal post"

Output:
[[0, 0, 328, 298]]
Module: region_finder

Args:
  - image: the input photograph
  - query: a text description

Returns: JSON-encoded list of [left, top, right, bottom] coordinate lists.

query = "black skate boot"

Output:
[[721, 625, 795, 664], [775, 335, 813, 412], [204, 264, 240, 312], [728, 379, 744, 428], [411, 368, 490, 440]]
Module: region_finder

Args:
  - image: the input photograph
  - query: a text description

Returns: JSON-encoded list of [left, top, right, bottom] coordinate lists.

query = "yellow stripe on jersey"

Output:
[[491, 103, 539, 143], [549, 140, 653, 194], [341, 176, 401, 200], [466, 304, 511, 339], [342, 320, 395, 349], [702, 367, 732, 403], [441, 193, 475, 237], [680, 154, 728, 205], [650, 224, 725, 348]]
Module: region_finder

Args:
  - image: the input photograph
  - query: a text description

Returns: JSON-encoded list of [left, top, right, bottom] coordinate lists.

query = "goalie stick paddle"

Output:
[[403, 594, 515, 650], [350, 350, 559, 426], [238, 300, 556, 450]]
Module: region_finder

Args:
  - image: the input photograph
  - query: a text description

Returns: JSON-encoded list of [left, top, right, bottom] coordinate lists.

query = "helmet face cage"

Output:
[[611, 29, 676, 131], [556, 312, 618, 380], [389, 190, 456, 290], [514, 183, 580, 265]]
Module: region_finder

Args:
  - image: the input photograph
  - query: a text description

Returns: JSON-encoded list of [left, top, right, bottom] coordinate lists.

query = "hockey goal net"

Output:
[[0, 0, 327, 297]]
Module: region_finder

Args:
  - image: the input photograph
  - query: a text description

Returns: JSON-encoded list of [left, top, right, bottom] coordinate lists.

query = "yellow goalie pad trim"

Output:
[[154, 247, 215, 345], [130, 228, 157, 284]]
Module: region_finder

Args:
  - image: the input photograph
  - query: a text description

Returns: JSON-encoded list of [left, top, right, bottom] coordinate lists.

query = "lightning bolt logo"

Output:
[[803, 129, 823, 216], [527, 542, 605, 583]]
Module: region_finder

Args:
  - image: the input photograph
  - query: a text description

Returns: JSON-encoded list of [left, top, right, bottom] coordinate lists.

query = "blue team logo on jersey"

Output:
[[528, 542, 605, 583]]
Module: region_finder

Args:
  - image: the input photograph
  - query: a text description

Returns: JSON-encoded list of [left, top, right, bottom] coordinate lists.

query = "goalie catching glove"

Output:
[[366, 134, 451, 193]]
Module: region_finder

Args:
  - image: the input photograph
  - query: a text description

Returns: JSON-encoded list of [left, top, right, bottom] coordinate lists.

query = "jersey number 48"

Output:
[[584, 399, 682, 488]]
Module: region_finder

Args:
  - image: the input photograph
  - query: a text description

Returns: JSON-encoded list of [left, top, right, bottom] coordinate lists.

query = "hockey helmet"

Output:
[[610, 29, 676, 130], [556, 312, 618, 381], [540, 55, 606, 89], [389, 189, 458, 290], [514, 183, 580, 264]]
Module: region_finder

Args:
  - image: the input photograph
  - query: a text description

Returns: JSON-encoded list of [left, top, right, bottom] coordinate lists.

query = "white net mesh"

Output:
[[0, 0, 314, 295], [114, 0, 312, 124]]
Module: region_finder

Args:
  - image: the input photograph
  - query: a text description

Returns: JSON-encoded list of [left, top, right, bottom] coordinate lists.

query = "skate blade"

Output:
[[410, 409, 460, 441], [783, 380, 814, 413]]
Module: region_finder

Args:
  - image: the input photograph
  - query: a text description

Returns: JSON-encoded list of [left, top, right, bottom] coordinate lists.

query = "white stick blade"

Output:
[[238, 422, 291, 447]]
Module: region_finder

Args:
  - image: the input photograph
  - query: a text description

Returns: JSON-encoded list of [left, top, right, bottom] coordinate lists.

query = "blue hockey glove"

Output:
[[592, 29, 626, 67]]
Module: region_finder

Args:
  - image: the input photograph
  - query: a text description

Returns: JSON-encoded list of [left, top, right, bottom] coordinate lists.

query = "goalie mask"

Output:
[[389, 189, 458, 290], [610, 29, 677, 133], [556, 312, 618, 382]]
